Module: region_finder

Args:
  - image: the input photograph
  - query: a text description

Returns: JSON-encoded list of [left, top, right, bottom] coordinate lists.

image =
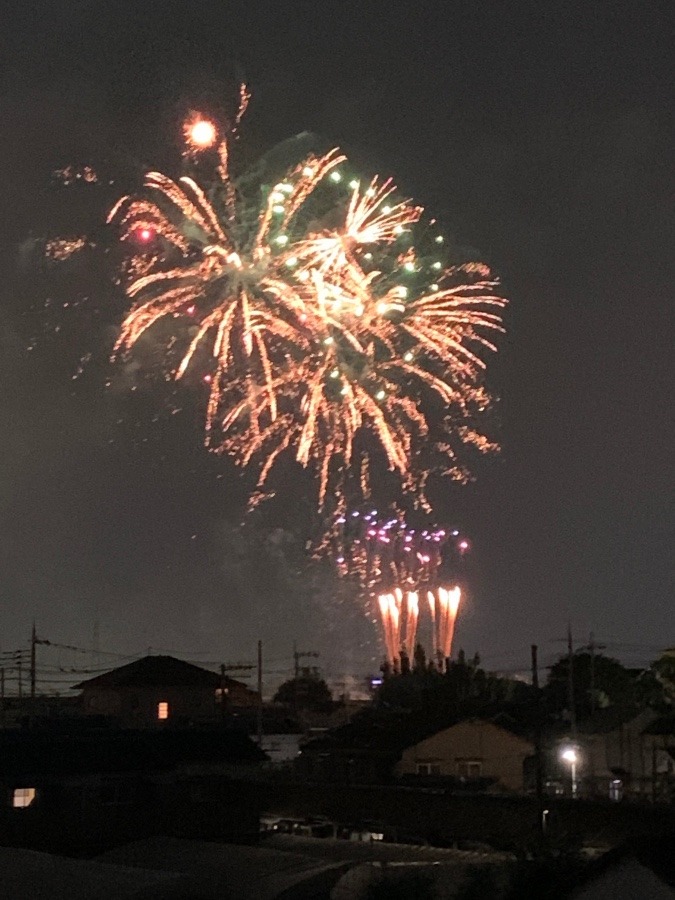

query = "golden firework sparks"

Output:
[[45, 237, 90, 260], [183, 114, 218, 154], [110, 87, 506, 517]]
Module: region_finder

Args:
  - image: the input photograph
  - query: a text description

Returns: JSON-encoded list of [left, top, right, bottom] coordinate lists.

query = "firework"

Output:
[[184, 115, 218, 153], [45, 237, 91, 261], [108, 87, 506, 518], [332, 508, 464, 663], [378, 584, 460, 666], [331, 508, 455, 587], [428, 585, 462, 662], [53, 165, 98, 185]]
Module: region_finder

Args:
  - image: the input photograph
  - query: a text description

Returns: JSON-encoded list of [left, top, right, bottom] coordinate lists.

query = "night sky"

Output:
[[0, 1, 672, 687]]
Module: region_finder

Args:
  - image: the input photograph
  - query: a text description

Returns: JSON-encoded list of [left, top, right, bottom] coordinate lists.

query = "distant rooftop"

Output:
[[72, 655, 247, 691]]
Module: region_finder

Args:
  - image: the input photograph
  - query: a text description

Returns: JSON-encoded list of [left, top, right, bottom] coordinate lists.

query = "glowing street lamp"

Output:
[[560, 745, 579, 797]]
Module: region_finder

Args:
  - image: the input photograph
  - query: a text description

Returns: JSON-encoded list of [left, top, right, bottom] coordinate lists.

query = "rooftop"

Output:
[[72, 655, 248, 692], [0, 727, 266, 777]]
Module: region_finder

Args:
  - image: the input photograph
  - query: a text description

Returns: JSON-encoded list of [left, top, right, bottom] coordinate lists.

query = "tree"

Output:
[[273, 670, 333, 712], [413, 643, 428, 674], [376, 649, 533, 716], [651, 652, 675, 707], [543, 652, 641, 721]]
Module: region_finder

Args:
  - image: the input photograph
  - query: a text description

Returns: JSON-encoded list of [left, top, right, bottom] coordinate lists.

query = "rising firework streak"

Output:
[[330, 508, 466, 663]]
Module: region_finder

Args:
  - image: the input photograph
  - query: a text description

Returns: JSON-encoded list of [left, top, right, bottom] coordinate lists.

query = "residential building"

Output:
[[558, 709, 675, 800], [0, 726, 265, 854], [73, 655, 259, 728], [396, 719, 535, 792]]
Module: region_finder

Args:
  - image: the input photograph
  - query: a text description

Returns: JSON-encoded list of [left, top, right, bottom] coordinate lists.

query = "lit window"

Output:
[[157, 701, 169, 720], [13, 788, 36, 808]]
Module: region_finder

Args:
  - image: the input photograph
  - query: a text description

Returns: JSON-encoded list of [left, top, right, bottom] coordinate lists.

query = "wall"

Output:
[[81, 686, 220, 727], [0, 770, 261, 854], [263, 782, 675, 850], [581, 713, 674, 799], [80, 683, 258, 727]]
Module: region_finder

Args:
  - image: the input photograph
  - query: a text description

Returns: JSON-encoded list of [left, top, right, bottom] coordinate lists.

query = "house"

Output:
[[0, 726, 266, 854], [396, 719, 535, 792], [298, 710, 417, 784], [558, 708, 675, 800], [642, 712, 675, 801], [73, 655, 259, 728]]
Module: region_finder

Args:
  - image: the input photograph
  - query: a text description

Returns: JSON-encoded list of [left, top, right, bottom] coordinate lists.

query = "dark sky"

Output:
[[0, 0, 672, 687]]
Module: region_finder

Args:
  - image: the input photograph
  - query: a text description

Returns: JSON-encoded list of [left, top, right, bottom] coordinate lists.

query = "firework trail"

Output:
[[108, 87, 506, 518], [332, 508, 464, 663], [428, 585, 462, 662]]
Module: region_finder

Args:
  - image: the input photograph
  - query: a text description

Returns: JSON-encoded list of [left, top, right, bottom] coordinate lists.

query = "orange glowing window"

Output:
[[157, 701, 169, 720], [13, 788, 36, 808]]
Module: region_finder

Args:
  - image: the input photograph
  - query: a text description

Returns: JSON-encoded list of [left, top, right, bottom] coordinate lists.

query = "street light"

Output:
[[561, 746, 579, 798]]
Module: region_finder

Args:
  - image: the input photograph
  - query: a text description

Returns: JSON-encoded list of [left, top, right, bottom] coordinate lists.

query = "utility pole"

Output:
[[292, 646, 319, 714], [531, 645, 545, 838], [587, 631, 601, 790], [219, 664, 229, 723], [218, 661, 256, 725], [589, 631, 596, 716], [587, 632, 606, 717], [567, 624, 576, 738], [93, 620, 100, 670], [293, 647, 319, 680], [257, 640, 263, 746], [30, 622, 37, 700]]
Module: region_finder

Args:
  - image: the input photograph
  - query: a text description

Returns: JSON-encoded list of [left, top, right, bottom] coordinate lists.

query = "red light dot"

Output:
[[203, 375, 212, 384], [136, 227, 154, 243]]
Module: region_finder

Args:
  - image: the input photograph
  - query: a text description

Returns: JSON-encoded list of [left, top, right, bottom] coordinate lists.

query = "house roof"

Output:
[[72, 655, 249, 692], [401, 717, 535, 753], [0, 727, 266, 777], [99, 837, 352, 899], [561, 840, 675, 898], [302, 708, 535, 758], [0, 847, 194, 900]]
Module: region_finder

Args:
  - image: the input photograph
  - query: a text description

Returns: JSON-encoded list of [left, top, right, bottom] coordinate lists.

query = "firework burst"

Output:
[[109, 87, 506, 518], [330, 508, 464, 663]]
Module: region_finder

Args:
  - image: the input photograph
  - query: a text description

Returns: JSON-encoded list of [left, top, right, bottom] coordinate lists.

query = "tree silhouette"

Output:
[[273, 670, 333, 712], [543, 652, 646, 721]]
